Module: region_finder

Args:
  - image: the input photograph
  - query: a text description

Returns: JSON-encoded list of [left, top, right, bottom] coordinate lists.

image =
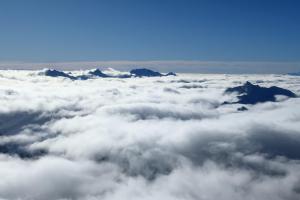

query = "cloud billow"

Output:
[[0, 71, 299, 200]]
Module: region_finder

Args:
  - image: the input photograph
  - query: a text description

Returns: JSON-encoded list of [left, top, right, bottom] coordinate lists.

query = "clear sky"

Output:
[[0, 0, 299, 72]]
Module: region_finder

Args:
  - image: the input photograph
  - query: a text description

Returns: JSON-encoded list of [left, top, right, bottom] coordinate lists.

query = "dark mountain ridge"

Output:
[[224, 81, 297, 104]]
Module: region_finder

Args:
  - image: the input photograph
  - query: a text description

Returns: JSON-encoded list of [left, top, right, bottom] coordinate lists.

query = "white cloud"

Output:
[[0, 71, 299, 199]]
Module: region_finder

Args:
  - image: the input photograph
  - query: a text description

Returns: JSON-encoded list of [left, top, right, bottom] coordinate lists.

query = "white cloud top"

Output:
[[0, 71, 299, 200]]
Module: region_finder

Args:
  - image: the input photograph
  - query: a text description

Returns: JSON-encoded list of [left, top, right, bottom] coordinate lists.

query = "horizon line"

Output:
[[0, 60, 299, 74]]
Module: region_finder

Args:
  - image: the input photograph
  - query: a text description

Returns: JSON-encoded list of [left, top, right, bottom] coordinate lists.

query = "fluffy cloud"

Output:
[[0, 71, 299, 200]]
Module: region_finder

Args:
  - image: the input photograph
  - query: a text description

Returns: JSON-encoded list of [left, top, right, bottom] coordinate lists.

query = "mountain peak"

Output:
[[130, 68, 162, 77], [225, 81, 297, 104], [40, 69, 76, 79], [88, 68, 109, 77]]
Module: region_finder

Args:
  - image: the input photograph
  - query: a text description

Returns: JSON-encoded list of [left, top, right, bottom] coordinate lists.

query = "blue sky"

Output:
[[0, 0, 299, 72]]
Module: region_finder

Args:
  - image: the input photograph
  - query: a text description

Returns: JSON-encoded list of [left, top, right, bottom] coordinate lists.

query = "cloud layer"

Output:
[[0, 71, 300, 200]]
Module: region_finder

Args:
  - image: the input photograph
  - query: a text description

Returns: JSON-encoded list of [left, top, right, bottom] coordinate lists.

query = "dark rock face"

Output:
[[130, 68, 162, 77], [237, 106, 248, 111], [166, 72, 177, 76], [44, 69, 75, 79], [288, 72, 300, 76], [225, 81, 297, 104], [88, 69, 110, 77]]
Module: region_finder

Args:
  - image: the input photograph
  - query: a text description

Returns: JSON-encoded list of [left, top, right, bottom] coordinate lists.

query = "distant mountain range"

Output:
[[39, 68, 176, 79]]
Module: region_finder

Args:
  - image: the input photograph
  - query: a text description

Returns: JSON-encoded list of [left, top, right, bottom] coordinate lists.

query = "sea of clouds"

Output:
[[0, 70, 299, 200]]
